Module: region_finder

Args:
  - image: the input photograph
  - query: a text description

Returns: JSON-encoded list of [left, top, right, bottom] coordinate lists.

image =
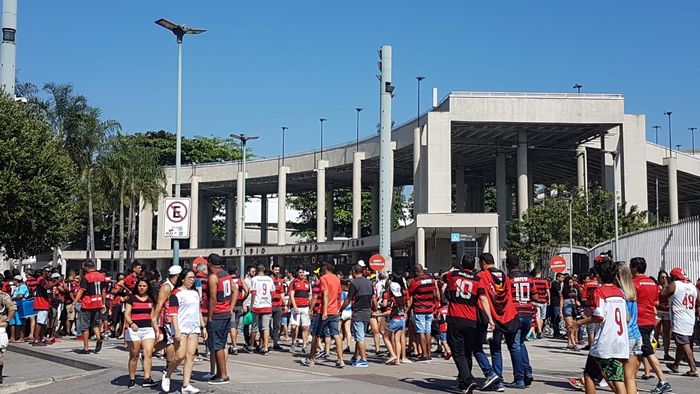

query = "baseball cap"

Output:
[[13, 275, 22, 281], [168, 265, 183, 276], [358, 260, 366, 267], [51, 273, 60, 279], [389, 282, 403, 297], [670, 267, 686, 281]]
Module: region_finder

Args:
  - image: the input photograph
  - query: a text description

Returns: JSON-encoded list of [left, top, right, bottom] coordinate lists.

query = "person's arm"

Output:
[[152, 285, 170, 330], [240, 280, 249, 304], [101, 280, 107, 311], [478, 294, 495, 329], [322, 286, 329, 320], [124, 301, 135, 330], [168, 294, 181, 341], [0, 294, 16, 328], [289, 283, 298, 311], [208, 274, 218, 321], [309, 290, 318, 317], [249, 280, 257, 313], [340, 283, 354, 312], [659, 282, 675, 300], [230, 279, 239, 314]]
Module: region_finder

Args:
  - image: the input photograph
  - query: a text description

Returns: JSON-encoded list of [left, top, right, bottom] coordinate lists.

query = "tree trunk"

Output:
[[118, 179, 125, 273], [126, 196, 135, 264], [110, 210, 116, 271], [87, 167, 96, 263]]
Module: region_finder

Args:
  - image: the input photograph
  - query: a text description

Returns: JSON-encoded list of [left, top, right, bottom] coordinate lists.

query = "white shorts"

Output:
[[36, 310, 49, 325], [125, 326, 156, 342], [341, 310, 352, 321], [289, 307, 310, 327]]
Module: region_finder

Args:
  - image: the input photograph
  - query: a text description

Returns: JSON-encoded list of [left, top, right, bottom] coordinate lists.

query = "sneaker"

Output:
[[181, 384, 200, 394], [503, 381, 526, 389], [202, 373, 218, 380], [301, 346, 307, 354], [495, 382, 505, 392], [301, 358, 315, 367], [417, 358, 432, 364], [78, 349, 90, 354], [651, 382, 673, 394], [315, 349, 327, 358], [567, 377, 584, 391], [663, 354, 675, 362], [598, 380, 608, 388], [355, 360, 369, 368], [443, 352, 452, 360], [231, 347, 238, 355], [291, 344, 297, 354], [273, 345, 284, 351], [462, 382, 478, 394], [261, 348, 270, 356], [228, 347, 235, 355], [479, 375, 500, 391], [401, 358, 412, 364], [524, 376, 533, 386], [142, 378, 157, 387], [94, 339, 103, 353], [161, 375, 171, 392], [336, 360, 345, 368], [667, 364, 680, 374], [208, 377, 230, 385], [242, 345, 253, 353], [127, 379, 136, 389]]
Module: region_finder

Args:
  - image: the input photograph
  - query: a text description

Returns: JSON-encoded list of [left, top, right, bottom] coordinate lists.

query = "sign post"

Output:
[[549, 255, 567, 274], [163, 197, 191, 240], [369, 254, 386, 272]]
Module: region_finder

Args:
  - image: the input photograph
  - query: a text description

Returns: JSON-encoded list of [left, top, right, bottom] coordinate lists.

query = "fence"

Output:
[[588, 216, 700, 281]]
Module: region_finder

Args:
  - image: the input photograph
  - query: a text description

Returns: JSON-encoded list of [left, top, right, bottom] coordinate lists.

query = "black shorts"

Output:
[[79, 309, 102, 331], [207, 318, 231, 352], [673, 332, 692, 346], [639, 325, 655, 357]]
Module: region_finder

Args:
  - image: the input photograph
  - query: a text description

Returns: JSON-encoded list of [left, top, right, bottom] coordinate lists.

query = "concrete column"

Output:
[[601, 133, 615, 193], [156, 181, 172, 250], [316, 160, 328, 242], [455, 165, 465, 212], [352, 152, 364, 239], [489, 226, 499, 258], [201, 197, 213, 248], [371, 176, 379, 235], [138, 195, 153, 251], [415, 227, 425, 268], [576, 146, 586, 190], [235, 172, 244, 248], [224, 191, 234, 248], [413, 127, 421, 214], [664, 157, 679, 224], [517, 130, 529, 218], [496, 152, 507, 249], [326, 186, 334, 241], [260, 194, 269, 245], [278, 166, 289, 246], [190, 176, 200, 249]]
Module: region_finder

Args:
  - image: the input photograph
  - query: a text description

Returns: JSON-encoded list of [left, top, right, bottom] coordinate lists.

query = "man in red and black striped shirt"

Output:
[[506, 256, 535, 388], [408, 265, 439, 362], [529, 268, 550, 339], [73, 261, 106, 354]]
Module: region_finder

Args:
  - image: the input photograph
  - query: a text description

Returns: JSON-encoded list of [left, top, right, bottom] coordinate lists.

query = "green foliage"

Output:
[[506, 184, 649, 267], [0, 95, 79, 258], [123, 130, 244, 166]]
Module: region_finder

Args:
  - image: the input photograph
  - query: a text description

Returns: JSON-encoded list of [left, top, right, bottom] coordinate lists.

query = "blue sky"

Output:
[[13, 1, 700, 157]]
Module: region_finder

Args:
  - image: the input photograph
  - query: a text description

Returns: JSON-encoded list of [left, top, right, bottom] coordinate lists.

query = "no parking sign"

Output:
[[163, 197, 191, 239]]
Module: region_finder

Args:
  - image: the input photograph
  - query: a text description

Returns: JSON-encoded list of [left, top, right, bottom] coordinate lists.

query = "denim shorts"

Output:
[[351, 320, 368, 342], [413, 313, 433, 334], [629, 337, 643, 356], [312, 314, 339, 338], [439, 332, 447, 343], [207, 318, 231, 352], [386, 318, 406, 332], [562, 302, 577, 318]]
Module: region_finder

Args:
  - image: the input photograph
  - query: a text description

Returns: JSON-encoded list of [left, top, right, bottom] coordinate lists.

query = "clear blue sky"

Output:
[[13, 1, 700, 157]]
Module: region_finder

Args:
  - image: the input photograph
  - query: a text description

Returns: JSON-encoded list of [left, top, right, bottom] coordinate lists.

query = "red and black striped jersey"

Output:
[[530, 277, 550, 304], [33, 277, 52, 311], [407, 274, 437, 314], [272, 277, 287, 308], [211, 269, 232, 319], [196, 271, 209, 313], [508, 271, 536, 316], [290, 278, 311, 307], [442, 270, 486, 327], [79, 271, 107, 310], [478, 268, 517, 326], [312, 282, 321, 314], [127, 294, 154, 328]]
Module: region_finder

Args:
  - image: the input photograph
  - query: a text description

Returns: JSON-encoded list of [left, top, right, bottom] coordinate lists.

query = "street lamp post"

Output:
[[603, 150, 620, 258], [230, 133, 259, 274], [652, 125, 661, 145], [675, 144, 682, 152], [573, 84, 583, 93], [155, 18, 205, 266], [355, 108, 362, 152], [689, 127, 697, 155], [664, 112, 672, 157], [319, 118, 327, 160], [281, 126, 288, 166], [416, 76, 425, 125]]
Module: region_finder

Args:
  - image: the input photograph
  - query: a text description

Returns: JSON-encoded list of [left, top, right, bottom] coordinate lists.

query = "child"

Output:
[[437, 303, 451, 360]]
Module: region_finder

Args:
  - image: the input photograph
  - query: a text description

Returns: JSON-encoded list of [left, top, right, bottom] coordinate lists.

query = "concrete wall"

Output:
[[621, 114, 649, 212]]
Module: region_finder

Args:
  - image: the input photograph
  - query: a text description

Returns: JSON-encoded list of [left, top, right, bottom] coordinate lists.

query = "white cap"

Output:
[[168, 265, 183, 276], [357, 260, 366, 267], [13, 275, 22, 281], [389, 282, 403, 297], [51, 273, 61, 279]]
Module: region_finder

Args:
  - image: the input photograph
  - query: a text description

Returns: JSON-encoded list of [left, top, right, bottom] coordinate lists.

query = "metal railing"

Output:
[[588, 216, 700, 281]]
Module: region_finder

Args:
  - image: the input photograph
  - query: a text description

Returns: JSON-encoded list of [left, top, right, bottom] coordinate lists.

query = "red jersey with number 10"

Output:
[[211, 269, 232, 319], [508, 271, 536, 316], [80, 271, 106, 310], [442, 270, 485, 327]]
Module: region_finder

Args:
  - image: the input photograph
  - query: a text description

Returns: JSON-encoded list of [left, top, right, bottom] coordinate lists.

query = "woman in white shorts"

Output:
[[124, 279, 158, 388], [340, 280, 352, 353], [162, 271, 207, 394]]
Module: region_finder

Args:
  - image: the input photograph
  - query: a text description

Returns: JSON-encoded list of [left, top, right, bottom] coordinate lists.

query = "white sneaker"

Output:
[[161, 375, 170, 392], [598, 380, 609, 388], [181, 384, 200, 394]]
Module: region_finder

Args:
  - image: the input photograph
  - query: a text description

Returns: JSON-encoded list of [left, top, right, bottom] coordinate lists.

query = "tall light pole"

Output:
[[603, 150, 620, 258], [652, 125, 661, 145], [675, 144, 682, 152], [155, 18, 205, 266], [1, 0, 17, 98], [281, 126, 288, 166], [416, 76, 425, 124], [664, 111, 672, 157], [319, 118, 327, 160], [355, 108, 362, 152], [378, 45, 394, 270], [573, 84, 583, 93], [689, 127, 697, 155], [231, 133, 259, 274]]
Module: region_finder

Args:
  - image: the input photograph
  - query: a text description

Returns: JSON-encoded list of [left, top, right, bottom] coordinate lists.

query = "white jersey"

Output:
[[250, 275, 275, 313], [590, 285, 629, 360], [669, 281, 697, 336], [168, 287, 201, 335]]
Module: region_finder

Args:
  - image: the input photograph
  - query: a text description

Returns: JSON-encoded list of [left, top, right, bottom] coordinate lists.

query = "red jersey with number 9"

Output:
[[212, 269, 232, 319], [79, 271, 106, 310], [442, 270, 485, 327]]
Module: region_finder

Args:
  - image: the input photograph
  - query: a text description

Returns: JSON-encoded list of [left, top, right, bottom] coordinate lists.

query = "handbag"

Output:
[[241, 311, 253, 326]]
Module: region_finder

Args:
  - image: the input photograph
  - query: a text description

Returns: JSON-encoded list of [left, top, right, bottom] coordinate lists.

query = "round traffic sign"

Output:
[[549, 255, 567, 273], [166, 200, 188, 223], [368, 254, 386, 271]]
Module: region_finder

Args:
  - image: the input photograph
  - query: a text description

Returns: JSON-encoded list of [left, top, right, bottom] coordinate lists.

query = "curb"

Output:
[[0, 369, 102, 394], [7, 344, 108, 371]]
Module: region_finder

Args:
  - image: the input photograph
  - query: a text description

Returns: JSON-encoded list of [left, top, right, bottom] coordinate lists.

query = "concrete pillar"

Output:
[[413, 127, 421, 214], [496, 152, 507, 249], [260, 194, 269, 245], [517, 130, 529, 218], [489, 226, 499, 258], [224, 191, 234, 248], [601, 133, 615, 193], [190, 176, 200, 249], [156, 181, 172, 250], [316, 160, 328, 242], [201, 197, 213, 248], [371, 176, 379, 235], [415, 227, 425, 268], [664, 157, 679, 224], [455, 165, 465, 213], [138, 195, 153, 251], [326, 186, 334, 241], [576, 146, 586, 190], [235, 172, 244, 248], [278, 166, 289, 246], [352, 152, 364, 239]]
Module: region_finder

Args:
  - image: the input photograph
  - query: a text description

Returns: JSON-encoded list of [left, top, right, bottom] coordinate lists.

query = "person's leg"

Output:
[[271, 307, 282, 348], [551, 306, 561, 338], [127, 341, 141, 380], [624, 356, 639, 394], [490, 328, 504, 379], [447, 323, 472, 389], [369, 317, 381, 353], [182, 335, 199, 387], [506, 327, 524, 384], [261, 314, 271, 350], [399, 325, 408, 360], [166, 340, 185, 378], [358, 323, 368, 360], [519, 316, 533, 381], [141, 338, 155, 380], [662, 320, 671, 358], [384, 331, 396, 362], [249, 314, 259, 349], [681, 343, 697, 373], [472, 328, 495, 379]]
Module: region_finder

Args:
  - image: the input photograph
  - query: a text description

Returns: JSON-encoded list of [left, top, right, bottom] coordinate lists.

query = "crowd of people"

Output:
[[0, 252, 698, 393]]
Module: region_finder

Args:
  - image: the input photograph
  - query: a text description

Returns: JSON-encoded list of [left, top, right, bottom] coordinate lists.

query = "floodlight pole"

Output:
[[281, 126, 288, 166], [652, 125, 661, 145], [603, 150, 620, 258], [0, 0, 17, 98], [378, 45, 394, 271], [664, 112, 672, 157], [231, 133, 259, 274], [689, 127, 697, 155], [355, 108, 362, 152]]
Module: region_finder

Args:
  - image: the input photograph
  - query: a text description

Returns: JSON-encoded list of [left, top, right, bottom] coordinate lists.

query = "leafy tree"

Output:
[[506, 184, 649, 267], [0, 95, 79, 258], [123, 130, 244, 166]]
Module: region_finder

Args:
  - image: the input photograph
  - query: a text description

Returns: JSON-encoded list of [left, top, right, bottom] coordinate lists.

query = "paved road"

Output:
[[6, 335, 700, 393]]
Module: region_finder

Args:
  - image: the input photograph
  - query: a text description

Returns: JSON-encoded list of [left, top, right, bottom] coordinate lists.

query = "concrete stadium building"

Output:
[[60, 91, 700, 274]]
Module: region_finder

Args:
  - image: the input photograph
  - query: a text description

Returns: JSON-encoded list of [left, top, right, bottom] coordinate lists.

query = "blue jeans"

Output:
[[512, 315, 533, 382], [490, 326, 522, 381]]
